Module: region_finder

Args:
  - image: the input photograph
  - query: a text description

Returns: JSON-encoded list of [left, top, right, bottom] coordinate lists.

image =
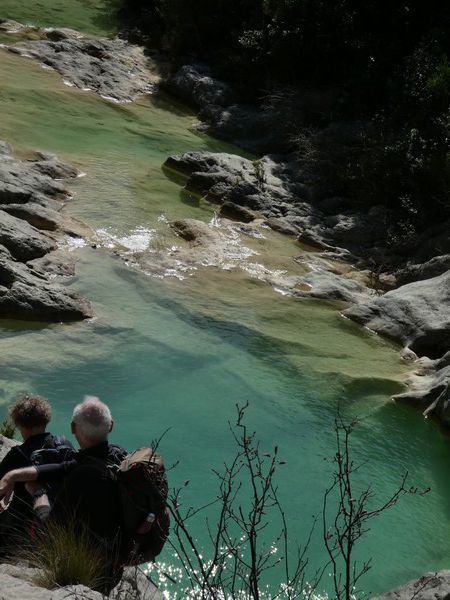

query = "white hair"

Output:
[[72, 395, 112, 443]]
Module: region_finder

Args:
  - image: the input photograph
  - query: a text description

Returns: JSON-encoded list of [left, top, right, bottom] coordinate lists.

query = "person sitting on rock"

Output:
[[0, 393, 73, 553], [0, 395, 126, 591]]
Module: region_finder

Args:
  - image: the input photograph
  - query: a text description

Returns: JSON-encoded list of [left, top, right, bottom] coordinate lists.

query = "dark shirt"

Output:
[[0, 433, 59, 521], [38, 441, 127, 542]]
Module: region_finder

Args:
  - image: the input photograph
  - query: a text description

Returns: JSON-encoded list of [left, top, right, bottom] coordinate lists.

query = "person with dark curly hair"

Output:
[[0, 393, 72, 553]]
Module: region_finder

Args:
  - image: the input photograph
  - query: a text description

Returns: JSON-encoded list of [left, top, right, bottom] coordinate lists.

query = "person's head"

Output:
[[71, 395, 113, 449], [9, 394, 52, 440]]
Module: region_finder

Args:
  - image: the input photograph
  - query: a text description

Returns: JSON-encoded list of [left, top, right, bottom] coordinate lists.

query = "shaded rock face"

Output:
[[165, 64, 289, 153], [8, 36, 160, 103], [373, 570, 450, 600], [0, 143, 92, 322]]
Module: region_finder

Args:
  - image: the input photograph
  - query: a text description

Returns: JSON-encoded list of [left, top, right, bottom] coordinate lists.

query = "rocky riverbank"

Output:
[[2, 19, 448, 427], [0, 141, 92, 321], [162, 64, 450, 430], [0, 19, 164, 102]]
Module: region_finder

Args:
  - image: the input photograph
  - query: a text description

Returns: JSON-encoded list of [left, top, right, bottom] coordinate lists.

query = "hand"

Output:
[[0, 477, 14, 513]]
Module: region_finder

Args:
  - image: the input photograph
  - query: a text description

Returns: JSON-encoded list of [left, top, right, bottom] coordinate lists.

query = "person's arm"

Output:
[[0, 465, 39, 491], [0, 465, 39, 511]]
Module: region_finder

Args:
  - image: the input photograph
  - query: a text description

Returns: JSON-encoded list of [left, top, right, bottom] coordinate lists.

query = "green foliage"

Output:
[[0, 418, 16, 439], [119, 0, 450, 255], [427, 56, 450, 103]]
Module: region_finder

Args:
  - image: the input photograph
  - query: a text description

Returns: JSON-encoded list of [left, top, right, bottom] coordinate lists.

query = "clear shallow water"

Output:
[[0, 19, 450, 598], [0, 0, 118, 36]]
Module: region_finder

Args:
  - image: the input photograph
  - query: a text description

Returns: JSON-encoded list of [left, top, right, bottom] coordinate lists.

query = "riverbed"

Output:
[[1, 3, 450, 597]]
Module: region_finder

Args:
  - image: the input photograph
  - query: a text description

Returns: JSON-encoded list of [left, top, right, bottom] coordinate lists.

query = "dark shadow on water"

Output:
[[85, 0, 121, 35]]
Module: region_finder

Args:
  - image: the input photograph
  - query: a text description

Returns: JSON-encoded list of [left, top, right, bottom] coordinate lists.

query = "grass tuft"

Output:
[[25, 517, 108, 591]]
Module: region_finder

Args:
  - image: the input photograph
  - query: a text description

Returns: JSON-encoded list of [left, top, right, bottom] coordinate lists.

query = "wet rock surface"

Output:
[[0, 142, 92, 322]]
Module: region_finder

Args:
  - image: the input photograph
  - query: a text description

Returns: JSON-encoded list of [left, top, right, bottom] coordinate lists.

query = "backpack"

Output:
[[30, 435, 75, 467], [29, 435, 75, 501], [114, 447, 170, 566]]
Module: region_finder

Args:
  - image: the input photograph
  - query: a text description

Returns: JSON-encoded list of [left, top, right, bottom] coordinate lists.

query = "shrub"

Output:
[[0, 419, 16, 439]]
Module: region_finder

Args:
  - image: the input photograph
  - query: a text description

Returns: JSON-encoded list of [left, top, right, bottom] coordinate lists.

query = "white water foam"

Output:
[[96, 225, 156, 252]]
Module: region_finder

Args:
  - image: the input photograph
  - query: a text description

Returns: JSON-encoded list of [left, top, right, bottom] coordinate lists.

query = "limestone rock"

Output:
[[0, 141, 92, 322], [10, 37, 160, 102], [372, 570, 450, 599], [0, 203, 61, 231], [0, 210, 55, 261], [0, 435, 19, 462], [0, 564, 162, 600], [344, 271, 450, 359]]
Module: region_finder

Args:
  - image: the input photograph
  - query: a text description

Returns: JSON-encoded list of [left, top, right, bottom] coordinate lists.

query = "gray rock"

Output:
[[0, 203, 61, 231], [0, 141, 92, 322], [265, 217, 299, 236], [395, 254, 450, 285], [32, 154, 79, 179], [0, 435, 19, 462], [10, 37, 160, 102], [344, 270, 450, 359], [219, 201, 256, 223], [393, 361, 450, 426], [164, 152, 303, 220], [372, 570, 450, 599], [165, 63, 234, 108], [170, 218, 220, 245], [43, 28, 85, 42], [0, 254, 92, 322], [293, 270, 370, 303], [166, 64, 290, 153], [0, 563, 162, 600], [0, 210, 55, 261]]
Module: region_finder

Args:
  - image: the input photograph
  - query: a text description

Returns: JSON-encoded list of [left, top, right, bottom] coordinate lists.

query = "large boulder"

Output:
[[0, 256, 92, 322], [344, 271, 450, 359], [0, 141, 92, 322]]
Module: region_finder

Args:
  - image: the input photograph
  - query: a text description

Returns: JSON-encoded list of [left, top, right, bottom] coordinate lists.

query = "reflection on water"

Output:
[[0, 36, 450, 597]]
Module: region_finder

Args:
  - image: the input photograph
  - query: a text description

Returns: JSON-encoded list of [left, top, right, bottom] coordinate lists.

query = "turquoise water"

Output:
[[0, 8, 450, 597]]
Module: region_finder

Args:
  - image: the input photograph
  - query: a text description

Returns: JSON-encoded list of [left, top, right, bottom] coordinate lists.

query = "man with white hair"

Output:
[[0, 395, 127, 588]]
